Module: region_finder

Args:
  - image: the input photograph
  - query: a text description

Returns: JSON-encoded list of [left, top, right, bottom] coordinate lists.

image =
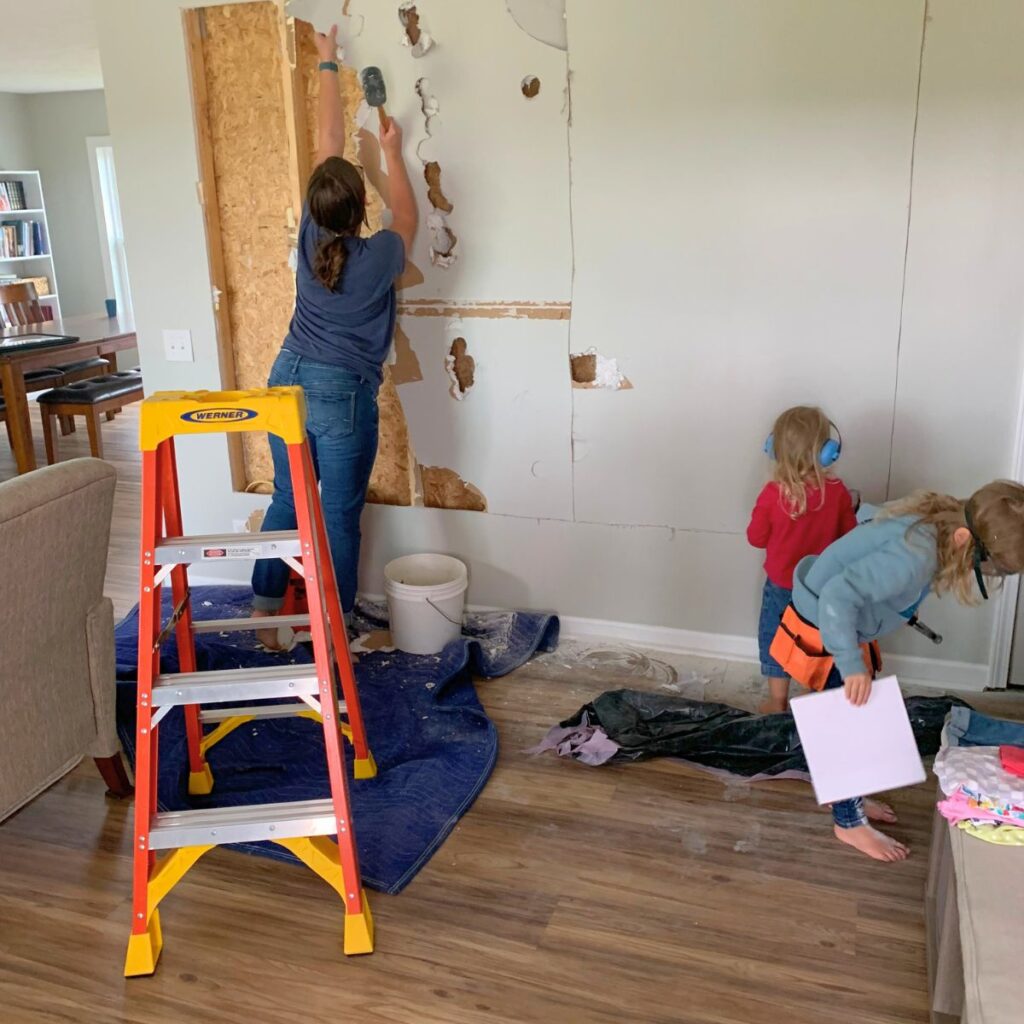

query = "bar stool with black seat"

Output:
[[37, 371, 144, 464]]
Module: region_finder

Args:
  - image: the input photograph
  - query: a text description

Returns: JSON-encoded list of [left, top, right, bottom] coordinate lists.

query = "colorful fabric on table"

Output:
[[937, 786, 1024, 827], [933, 742, 1024, 805], [956, 820, 1024, 846], [999, 745, 1024, 779]]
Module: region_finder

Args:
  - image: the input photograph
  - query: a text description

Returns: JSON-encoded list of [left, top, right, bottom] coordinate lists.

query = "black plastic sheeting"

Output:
[[559, 690, 971, 777]]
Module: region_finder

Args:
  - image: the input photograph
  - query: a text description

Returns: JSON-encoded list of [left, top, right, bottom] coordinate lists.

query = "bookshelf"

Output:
[[0, 170, 61, 319]]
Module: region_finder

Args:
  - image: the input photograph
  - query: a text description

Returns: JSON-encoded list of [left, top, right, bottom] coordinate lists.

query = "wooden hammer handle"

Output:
[[377, 106, 390, 129]]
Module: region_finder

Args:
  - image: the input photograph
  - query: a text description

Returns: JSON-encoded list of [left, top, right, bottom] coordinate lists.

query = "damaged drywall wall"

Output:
[[521, 75, 541, 98], [399, 2, 434, 57], [390, 322, 424, 385], [505, 0, 567, 50], [415, 77, 459, 269], [570, 348, 631, 390], [445, 336, 475, 398], [422, 466, 487, 512]]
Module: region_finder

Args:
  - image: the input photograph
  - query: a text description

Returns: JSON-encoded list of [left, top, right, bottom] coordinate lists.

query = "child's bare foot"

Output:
[[758, 698, 788, 715], [252, 608, 285, 651], [865, 799, 898, 824], [833, 824, 909, 862]]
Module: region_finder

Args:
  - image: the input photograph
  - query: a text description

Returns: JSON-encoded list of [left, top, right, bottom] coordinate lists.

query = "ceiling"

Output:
[[0, 0, 103, 93]]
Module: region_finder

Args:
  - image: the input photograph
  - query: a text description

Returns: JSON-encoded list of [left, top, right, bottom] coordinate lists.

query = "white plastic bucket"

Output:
[[384, 554, 468, 655]]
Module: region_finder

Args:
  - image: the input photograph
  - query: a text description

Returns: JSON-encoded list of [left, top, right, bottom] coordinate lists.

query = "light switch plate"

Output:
[[163, 328, 194, 362]]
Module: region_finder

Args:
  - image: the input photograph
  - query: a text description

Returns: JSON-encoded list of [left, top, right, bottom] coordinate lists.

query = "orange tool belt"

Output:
[[769, 604, 881, 691]]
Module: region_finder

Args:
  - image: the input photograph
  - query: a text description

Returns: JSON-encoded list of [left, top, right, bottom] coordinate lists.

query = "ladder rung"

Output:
[[199, 701, 346, 723], [192, 614, 312, 635], [154, 530, 302, 563], [148, 798, 337, 849], [152, 664, 321, 707]]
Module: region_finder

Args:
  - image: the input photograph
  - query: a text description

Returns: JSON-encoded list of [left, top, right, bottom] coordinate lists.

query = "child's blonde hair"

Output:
[[770, 406, 833, 518], [884, 481, 1024, 604]]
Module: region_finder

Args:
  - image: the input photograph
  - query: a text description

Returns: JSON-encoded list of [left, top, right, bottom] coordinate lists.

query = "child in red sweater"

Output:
[[747, 406, 857, 713]]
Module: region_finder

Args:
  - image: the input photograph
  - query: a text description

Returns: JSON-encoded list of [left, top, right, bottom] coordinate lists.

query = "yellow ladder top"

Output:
[[139, 387, 307, 450]]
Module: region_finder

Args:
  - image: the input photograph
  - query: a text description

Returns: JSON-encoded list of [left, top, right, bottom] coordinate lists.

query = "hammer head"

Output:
[[360, 66, 387, 108]]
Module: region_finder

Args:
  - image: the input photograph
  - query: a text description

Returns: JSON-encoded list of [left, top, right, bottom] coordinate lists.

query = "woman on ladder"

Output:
[[252, 24, 417, 648]]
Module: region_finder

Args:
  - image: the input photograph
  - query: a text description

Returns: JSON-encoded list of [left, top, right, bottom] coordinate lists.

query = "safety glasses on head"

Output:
[[763, 420, 842, 468]]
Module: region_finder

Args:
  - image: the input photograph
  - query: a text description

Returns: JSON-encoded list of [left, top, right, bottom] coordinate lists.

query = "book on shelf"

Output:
[[0, 181, 27, 212], [0, 219, 47, 258]]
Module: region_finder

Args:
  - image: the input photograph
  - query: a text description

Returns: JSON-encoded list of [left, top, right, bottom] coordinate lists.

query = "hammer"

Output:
[[360, 66, 390, 129]]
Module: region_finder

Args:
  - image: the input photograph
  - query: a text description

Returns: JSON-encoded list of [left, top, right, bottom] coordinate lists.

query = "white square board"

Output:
[[790, 675, 926, 805]]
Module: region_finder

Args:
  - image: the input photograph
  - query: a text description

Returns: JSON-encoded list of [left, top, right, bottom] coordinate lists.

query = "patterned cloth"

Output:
[[938, 786, 1024, 827], [934, 742, 1024, 805], [956, 820, 1024, 846]]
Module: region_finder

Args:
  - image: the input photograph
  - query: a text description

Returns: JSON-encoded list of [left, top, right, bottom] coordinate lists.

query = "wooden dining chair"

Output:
[[0, 281, 44, 328]]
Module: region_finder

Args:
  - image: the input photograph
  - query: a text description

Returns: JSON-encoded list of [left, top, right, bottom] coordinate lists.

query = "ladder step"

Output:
[[199, 701, 346, 723], [192, 614, 311, 635], [152, 664, 321, 707], [148, 798, 337, 849], [155, 530, 301, 563]]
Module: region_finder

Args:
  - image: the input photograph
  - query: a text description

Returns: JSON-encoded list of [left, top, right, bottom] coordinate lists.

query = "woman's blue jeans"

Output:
[[251, 350, 379, 614]]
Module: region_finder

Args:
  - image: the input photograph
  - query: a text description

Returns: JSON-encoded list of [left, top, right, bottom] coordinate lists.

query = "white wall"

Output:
[[94, 0, 1024, 688], [0, 92, 32, 169], [23, 90, 111, 318]]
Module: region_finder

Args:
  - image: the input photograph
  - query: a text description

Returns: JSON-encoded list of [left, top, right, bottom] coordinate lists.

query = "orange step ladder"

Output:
[[125, 387, 376, 977]]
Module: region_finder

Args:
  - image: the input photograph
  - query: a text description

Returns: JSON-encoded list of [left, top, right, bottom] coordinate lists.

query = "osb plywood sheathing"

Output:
[[182, 6, 246, 490], [191, 1, 297, 489], [421, 467, 487, 512]]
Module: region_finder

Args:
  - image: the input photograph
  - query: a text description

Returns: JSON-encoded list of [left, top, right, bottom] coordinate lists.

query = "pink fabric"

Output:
[[937, 786, 1024, 828], [999, 745, 1024, 779]]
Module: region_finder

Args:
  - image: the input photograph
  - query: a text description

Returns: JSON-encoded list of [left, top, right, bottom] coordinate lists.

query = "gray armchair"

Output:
[[0, 458, 131, 822]]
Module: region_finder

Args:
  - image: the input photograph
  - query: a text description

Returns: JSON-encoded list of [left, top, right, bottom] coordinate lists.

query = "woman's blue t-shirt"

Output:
[[283, 211, 405, 385]]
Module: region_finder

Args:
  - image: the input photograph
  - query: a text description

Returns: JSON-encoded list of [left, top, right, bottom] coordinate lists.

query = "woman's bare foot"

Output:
[[833, 824, 909, 862], [252, 608, 285, 651], [864, 799, 898, 824]]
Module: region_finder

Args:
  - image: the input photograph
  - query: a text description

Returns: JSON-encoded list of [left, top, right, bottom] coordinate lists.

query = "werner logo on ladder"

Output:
[[125, 386, 376, 977]]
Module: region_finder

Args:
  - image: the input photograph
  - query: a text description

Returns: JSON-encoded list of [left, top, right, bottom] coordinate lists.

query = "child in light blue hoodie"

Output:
[[785, 481, 1024, 861]]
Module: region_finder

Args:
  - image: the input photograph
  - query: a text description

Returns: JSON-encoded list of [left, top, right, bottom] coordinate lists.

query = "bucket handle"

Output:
[[426, 596, 464, 628]]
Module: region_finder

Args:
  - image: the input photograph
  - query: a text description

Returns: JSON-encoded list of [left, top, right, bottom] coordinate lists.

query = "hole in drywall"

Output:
[[570, 348, 632, 390], [570, 352, 596, 384], [424, 161, 453, 213], [521, 75, 541, 99], [399, 2, 434, 57], [422, 466, 487, 512], [446, 337, 475, 399], [427, 213, 458, 267]]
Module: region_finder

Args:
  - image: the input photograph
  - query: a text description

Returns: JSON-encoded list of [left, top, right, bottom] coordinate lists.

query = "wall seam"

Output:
[[884, 0, 929, 500]]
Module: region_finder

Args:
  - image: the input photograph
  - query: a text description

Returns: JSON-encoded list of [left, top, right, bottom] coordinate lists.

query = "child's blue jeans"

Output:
[[823, 665, 869, 829], [251, 350, 379, 615], [758, 579, 791, 678]]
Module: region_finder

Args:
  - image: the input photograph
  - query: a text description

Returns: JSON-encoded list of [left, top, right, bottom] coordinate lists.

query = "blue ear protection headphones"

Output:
[[763, 421, 842, 468]]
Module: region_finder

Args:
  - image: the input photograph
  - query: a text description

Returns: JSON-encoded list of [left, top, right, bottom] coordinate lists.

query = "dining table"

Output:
[[1, 312, 138, 475]]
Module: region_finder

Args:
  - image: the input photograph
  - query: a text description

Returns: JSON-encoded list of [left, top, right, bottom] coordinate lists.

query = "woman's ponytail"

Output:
[[306, 156, 368, 293], [314, 233, 349, 291]]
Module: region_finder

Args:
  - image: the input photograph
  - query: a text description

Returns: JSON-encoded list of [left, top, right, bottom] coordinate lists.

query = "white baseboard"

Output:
[[181, 580, 991, 692], [558, 614, 990, 692]]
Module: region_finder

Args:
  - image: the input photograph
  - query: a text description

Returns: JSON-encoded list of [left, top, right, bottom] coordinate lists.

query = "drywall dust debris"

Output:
[[445, 337, 475, 399], [424, 161, 453, 213], [570, 347, 632, 390], [399, 2, 434, 57], [422, 467, 487, 512], [521, 75, 541, 99]]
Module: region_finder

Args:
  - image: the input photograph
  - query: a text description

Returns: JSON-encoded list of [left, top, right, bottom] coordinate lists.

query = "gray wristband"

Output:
[[318, 61, 339, 72]]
